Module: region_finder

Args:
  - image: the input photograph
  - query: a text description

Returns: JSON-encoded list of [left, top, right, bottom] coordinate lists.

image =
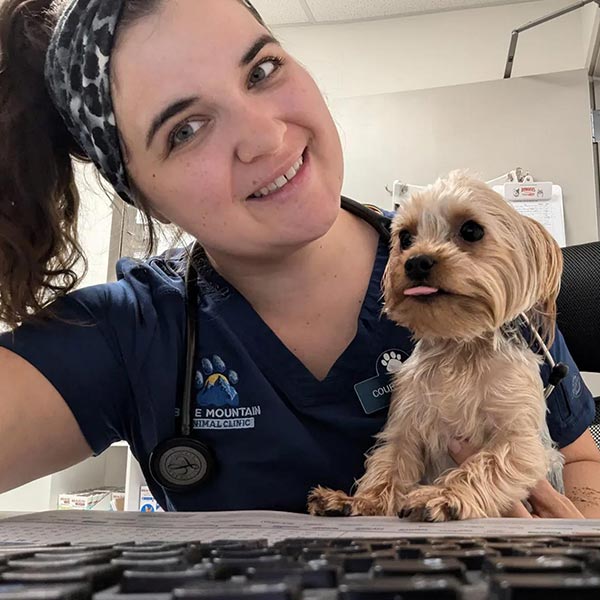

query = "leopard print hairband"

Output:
[[45, 0, 133, 204], [45, 0, 264, 206]]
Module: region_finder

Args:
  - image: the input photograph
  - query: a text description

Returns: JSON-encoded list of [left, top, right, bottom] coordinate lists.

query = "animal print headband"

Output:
[[45, 0, 264, 206]]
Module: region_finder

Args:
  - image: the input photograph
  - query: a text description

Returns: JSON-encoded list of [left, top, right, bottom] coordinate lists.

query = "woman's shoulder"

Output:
[[114, 247, 188, 297], [23, 247, 190, 332]]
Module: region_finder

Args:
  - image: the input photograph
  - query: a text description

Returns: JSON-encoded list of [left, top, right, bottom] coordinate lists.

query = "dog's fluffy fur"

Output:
[[308, 171, 564, 521]]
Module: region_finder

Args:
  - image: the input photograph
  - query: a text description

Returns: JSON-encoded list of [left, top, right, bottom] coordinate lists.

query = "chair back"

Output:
[[556, 241, 600, 449]]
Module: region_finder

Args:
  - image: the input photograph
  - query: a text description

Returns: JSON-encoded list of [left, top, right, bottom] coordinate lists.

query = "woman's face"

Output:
[[111, 0, 344, 261]]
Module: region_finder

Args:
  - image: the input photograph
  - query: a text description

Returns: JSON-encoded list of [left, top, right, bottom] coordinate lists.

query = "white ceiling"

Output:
[[251, 0, 541, 26]]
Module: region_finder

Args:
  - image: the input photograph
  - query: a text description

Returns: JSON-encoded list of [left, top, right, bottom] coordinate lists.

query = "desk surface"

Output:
[[1, 510, 600, 544], [0, 512, 26, 520]]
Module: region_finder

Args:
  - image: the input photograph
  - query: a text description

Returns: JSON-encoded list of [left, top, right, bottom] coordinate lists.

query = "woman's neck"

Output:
[[204, 207, 379, 318]]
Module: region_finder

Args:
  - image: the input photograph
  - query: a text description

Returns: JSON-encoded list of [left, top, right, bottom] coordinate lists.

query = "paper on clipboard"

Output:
[[493, 182, 566, 247]]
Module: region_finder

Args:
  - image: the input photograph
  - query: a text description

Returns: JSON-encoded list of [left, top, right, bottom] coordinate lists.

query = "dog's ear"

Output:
[[523, 216, 563, 346]]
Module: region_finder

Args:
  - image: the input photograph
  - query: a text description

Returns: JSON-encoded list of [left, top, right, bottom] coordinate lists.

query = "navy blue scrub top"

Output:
[[0, 210, 595, 512]]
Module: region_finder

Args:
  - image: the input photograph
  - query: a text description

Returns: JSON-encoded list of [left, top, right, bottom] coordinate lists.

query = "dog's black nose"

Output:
[[405, 255, 436, 281]]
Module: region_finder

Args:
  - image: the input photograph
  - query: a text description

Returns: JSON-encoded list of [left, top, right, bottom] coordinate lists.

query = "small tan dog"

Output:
[[308, 171, 564, 521]]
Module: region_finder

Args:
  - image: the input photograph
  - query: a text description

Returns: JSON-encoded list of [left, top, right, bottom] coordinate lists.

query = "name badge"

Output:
[[354, 373, 395, 414]]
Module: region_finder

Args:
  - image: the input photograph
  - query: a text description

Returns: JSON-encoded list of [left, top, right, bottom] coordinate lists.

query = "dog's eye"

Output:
[[399, 230, 414, 250], [460, 220, 485, 242]]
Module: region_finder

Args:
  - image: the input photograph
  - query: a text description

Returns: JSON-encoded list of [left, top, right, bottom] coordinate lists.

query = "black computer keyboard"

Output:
[[1, 535, 600, 599]]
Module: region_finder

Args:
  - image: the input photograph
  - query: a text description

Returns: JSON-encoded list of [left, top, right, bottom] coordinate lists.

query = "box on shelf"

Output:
[[110, 490, 126, 511], [58, 487, 125, 511], [139, 485, 164, 512]]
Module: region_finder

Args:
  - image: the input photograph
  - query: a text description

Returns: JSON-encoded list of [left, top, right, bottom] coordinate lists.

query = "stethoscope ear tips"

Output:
[[549, 362, 569, 386]]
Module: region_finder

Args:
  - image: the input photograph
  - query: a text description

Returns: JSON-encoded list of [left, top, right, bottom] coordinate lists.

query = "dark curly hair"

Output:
[[0, 0, 268, 329]]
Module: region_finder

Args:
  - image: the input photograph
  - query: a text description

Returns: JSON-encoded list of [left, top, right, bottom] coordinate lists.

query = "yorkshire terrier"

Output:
[[308, 171, 564, 521]]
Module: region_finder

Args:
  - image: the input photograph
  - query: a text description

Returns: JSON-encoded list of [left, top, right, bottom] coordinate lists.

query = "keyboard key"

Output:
[[338, 575, 461, 599], [120, 568, 211, 593], [485, 543, 534, 557], [513, 546, 600, 563], [0, 582, 91, 599], [421, 547, 499, 570], [94, 586, 170, 600], [111, 543, 187, 552], [2, 564, 121, 591], [110, 557, 186, 571], [489, 573, 600, 599], [173, 581, 297, 598], [120, 550, 186, 560], [397, 544, 460, 559], [246, 564, 339, 588], [212, 556, 291, 579], [483, 555, 585, 574], [8, 553, 116, 570], [371, 557, 466, 580], [325, 552, 394, 574]]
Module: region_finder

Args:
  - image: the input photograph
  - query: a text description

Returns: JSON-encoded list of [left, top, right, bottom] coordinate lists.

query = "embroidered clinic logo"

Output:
[[192, 355, 261, 430]]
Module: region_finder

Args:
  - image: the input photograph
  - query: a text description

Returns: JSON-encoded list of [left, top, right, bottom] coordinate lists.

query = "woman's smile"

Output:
[[246, 147, 310, 203]]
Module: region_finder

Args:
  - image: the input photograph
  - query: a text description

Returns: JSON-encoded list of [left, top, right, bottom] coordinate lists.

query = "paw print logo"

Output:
[[196, 355, 240, 408], [378, 350, 404, 375]]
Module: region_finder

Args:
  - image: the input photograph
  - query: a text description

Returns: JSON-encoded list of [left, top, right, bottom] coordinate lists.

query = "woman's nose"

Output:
[[233, 103, 287, 164]]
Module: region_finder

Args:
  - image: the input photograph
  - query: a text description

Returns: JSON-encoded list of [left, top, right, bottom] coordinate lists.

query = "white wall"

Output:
[[331, 70, 598, 245], [275, 0, 595, 99], [583, 2, 600, 70], [73, 163, 114, 288], [272, 1, 599, 244]]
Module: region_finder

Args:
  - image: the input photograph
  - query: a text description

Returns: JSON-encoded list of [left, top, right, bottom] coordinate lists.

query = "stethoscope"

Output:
[[148, 197, 568, 492]]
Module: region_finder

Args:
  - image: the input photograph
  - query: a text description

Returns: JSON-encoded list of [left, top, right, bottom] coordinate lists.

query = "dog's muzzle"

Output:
[[405, 255, 437, 281]]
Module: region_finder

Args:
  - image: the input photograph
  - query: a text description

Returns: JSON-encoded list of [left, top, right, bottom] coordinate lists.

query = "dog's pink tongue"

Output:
[[404, 286, 439, 296]]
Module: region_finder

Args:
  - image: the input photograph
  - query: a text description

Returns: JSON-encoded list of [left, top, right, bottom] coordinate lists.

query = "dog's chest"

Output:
[[393, 342, 536, 441], [396, 362, 478, 430]]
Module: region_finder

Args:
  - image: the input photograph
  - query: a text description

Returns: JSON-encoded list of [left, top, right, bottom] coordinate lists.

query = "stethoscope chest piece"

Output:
[[149, 437, 215, 492]]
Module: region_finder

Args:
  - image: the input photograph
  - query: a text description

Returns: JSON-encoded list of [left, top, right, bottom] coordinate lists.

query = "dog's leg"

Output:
[[307, 429, 424, 516], [400, 432, 547, 522]]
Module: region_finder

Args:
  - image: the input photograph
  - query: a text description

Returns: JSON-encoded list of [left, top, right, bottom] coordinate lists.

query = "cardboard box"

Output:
[[110, 490, 126, 511], [58, 487, 125, 511]]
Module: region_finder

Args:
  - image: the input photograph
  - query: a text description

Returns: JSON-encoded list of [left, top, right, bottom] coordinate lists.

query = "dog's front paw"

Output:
[[307, 486, 355, 516], [307, 486, 392, 516], [398, 485, 481, 522]]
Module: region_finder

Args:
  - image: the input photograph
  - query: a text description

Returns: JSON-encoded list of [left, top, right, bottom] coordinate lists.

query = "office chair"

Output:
[[556, 241, 600, 450]]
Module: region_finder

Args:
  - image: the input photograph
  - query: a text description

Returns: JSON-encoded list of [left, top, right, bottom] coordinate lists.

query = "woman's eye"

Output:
[[170, 120, 205, 150], [399, 230, 413, 250], [460, 220, 485, 242], [248, 57, 283, 88]]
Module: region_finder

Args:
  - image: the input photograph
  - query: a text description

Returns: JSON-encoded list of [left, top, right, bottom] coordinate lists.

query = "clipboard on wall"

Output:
[[492, 182, 566, 248]]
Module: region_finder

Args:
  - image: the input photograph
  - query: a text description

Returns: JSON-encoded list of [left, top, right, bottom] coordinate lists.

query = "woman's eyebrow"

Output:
[[145, 35, 281, 150], [240, 34, 280, 67], [146, 97, 198, 149]]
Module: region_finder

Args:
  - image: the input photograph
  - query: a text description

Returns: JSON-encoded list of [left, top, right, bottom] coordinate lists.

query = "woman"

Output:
[[0, 0, 598, 515]]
